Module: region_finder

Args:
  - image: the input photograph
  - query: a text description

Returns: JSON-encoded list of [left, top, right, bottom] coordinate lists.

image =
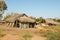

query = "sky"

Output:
[[3, 0, 60, 18]]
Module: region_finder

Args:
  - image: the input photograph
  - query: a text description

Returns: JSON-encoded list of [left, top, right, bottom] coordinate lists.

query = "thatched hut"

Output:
[[5, 13, 36, 28], [45, 18, 60, 26]]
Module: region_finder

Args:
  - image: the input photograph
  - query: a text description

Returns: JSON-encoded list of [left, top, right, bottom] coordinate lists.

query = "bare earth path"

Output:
[[31, 35, 46, 40], [0, 24, 47, 40], [0, 34, 46, 40], [0, 34, 20, 40]]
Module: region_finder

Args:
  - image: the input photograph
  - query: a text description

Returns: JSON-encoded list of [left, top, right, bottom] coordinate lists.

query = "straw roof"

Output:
[[18, 16, 35, 23], [45, 18, 60, 24], [5, 17, 16, 22], [5, 13, 36, 23]]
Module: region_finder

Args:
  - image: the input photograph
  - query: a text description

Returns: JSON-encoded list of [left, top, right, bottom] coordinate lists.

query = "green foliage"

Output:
[[36, 17, 46, 23], [29, 16, 36, 20], [56, 24, 60, 26], [53, 18, 60, 23], [44, 29, 60, 40], [23, 33, 32, 40], [3, 14, 11, 21], [53, 19, 56, 21], [0, 29, 4, 37], [0, 0, 7, 10], [56, 19, 60, 23]]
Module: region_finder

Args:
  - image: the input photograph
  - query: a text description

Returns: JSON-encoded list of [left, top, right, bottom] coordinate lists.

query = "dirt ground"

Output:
[[0, 24, 47, 40]]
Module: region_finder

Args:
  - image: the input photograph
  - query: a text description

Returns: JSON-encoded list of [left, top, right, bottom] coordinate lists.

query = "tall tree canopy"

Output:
[[0, 0, 7, 11]]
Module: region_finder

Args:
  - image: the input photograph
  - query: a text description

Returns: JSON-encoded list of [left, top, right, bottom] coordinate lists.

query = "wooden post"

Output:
[[12, 23, 14, 28], [19, 23, 21, 28], [9, 23, 11, 27], [7, 23, 9, 27]]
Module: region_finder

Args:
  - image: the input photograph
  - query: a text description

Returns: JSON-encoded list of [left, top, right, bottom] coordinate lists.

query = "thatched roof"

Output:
[[18, 16, 35, 23], [5, 13, 36, 23], [45, 18, 60, 24]]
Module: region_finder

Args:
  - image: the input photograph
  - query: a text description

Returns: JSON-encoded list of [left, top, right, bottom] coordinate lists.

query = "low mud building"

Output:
[[5, 13, 36, 28]]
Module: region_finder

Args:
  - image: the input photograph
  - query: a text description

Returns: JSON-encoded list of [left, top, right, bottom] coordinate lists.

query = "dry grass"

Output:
[[36, 25, 60, 40], [0, 24, 46, 40], [0, 29, 6, 38]]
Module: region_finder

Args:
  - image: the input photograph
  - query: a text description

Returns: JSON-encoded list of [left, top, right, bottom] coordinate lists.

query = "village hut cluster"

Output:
[[0, 12, 60, 28], [0, 0, 60, 28], [5, 13, 36, 28], [45, 18, 60, 26], [41, 18, 60, 26]]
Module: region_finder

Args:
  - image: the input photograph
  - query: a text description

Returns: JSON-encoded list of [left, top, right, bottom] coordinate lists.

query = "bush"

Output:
[[44, 29, 60, 40], [0, 29, 5, 37], [23, 33, 32, 40], [56, 24, 60, 26]]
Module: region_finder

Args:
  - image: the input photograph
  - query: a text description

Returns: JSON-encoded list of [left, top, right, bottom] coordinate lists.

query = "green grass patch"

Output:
[[0, 29, 5, 37], [44, 29, 60, 40], [56, 24, 60, 26], [23, 32, 33, 40]]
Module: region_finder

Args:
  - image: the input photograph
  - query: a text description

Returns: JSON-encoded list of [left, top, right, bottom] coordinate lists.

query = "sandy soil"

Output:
[[31, 35, 46, 40], [0, 24, 47, 40]]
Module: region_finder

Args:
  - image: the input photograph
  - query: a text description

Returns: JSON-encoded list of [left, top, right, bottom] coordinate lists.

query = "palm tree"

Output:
[[0, 0, 7, 20]]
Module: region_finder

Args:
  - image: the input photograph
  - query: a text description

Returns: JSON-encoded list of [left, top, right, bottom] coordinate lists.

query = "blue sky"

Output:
[[4, 0, 60, 18]]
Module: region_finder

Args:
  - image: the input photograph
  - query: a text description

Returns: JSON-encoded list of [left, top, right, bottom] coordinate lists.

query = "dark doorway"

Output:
[[29, 23, 34, 28], [14, 19, 20, 28]]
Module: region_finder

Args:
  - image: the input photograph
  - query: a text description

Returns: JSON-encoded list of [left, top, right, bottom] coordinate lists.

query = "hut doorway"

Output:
[[14, 19, 20, 28], [29, 23, 34, 28]]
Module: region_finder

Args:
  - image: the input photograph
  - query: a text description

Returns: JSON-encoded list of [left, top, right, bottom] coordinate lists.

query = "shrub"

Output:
[[44, 29, 60, 40], [0, 29, 5, 37], [23, 33, 32, 40]]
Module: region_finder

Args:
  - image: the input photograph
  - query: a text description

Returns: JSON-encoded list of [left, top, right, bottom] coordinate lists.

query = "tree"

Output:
[[0, 0, 7, 20], [0, 0, 7, 10], [29, 16, 36, 20], [56, 19, 60, 23], [3, 14, 11, 21], [53, 18, 60, 23], [36, 17, 46, 23]]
